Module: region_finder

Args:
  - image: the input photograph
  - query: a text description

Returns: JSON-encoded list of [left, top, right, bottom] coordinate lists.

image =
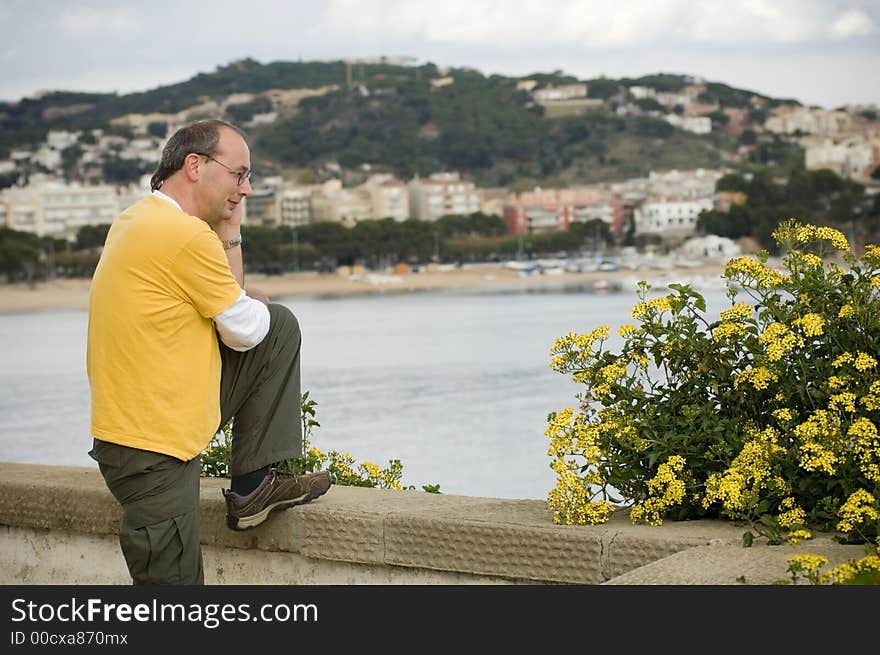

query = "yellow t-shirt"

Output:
[[87, 195, 242, 460]]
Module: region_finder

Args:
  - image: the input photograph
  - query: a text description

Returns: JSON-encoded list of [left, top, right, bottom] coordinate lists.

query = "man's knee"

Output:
[[267, 303, 301, 343]]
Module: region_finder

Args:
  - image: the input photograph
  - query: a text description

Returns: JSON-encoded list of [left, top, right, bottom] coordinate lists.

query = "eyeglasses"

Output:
[[195, 153, 252, 186]]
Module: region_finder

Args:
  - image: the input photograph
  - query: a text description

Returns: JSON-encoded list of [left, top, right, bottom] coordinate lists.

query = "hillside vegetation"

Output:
[[0, 59, 786, 187]]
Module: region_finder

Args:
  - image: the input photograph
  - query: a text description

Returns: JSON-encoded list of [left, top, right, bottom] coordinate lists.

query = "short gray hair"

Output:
[[149, 119, 246, 191]]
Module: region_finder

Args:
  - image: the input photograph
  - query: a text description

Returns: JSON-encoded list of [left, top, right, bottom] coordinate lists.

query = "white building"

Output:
[[311, 180, 374, 227], [613, 169, 724, 200], [46, 131, 79, 151], [363, 174, 409, 221], [533, 84, 588, 103], [677, 234, 742, 259], [804, 136, 878, 179], [1, 180, 125, 240], [279, 187, 316, 227], [765, 107, 852, 136], [634, 196, 714, 239], [407, 172, 480, 221], [665, 114, 711, 134], [32, 145, 62, 170]]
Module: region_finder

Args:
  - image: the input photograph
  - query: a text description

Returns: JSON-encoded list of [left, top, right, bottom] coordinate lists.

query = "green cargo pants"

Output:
[[90, 303, 303, 585]]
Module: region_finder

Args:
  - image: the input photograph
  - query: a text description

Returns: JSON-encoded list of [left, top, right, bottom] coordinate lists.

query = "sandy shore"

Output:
[[0, 262, 729, 314]]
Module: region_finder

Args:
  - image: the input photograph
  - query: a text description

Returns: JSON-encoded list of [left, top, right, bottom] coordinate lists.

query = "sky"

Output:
[[1, 0, 878, 109]]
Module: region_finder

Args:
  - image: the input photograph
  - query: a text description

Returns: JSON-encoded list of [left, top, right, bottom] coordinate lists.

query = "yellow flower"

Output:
[[862, 244, 880, 266], [787, 554, 827, 572], [712, 321, 746, 341], [631, 296, 674, 320], [829, 392, 856, 412], [734, 367, 778, 390], [797, 253, 823, 268], [854, 352, 877, 371], [778, 497, 806, 528], [759, 322, 802, 361], [793, 313, 824, 338], [772, 408, 794, 423], [719, 303, 753, 322], [822, 556, 880, 585], [786, 529, 812, 544], [725, 257, 787, 288], [774, 222, 850, 252], [827, 375, 848, 391], [814, 226, 850, 251], [836, 489, 879, 533]]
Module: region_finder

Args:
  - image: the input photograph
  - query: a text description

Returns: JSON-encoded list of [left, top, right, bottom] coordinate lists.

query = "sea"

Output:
[[0, 279, 732, 500]]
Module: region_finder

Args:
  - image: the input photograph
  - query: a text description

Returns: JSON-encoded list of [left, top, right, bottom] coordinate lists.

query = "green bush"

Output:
[[546, 220, 879, 554], [202, 391, 440, 493]]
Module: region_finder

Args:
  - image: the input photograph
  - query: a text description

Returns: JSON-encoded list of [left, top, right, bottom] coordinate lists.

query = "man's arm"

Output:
[[215, 200, 271, 305], [214, 290, 270, 351], [215, 203, 245, 288]]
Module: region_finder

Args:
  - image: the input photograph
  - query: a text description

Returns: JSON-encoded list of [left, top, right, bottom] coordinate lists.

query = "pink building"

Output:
[[503, 187, 627, 237]]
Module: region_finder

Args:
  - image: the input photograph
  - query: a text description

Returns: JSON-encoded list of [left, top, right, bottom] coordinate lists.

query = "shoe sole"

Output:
[[226, 488, 327, 531]]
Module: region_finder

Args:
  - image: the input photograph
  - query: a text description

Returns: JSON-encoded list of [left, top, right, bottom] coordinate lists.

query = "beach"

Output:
[[0, 261, 730, 314]]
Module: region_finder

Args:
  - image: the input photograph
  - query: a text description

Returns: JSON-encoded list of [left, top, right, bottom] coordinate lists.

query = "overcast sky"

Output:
[[2, 0, 878, 109]]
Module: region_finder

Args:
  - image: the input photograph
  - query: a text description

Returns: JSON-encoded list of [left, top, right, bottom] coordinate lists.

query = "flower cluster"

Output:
[[202, 392, 439, 493], [546, 220, 880, 570]]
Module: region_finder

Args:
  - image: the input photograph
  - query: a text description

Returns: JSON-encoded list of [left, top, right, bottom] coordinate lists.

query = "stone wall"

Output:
[[0, 462, 865, 585]]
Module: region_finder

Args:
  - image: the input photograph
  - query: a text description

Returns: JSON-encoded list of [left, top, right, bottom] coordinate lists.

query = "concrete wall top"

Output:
[[0, 462, 866, 584]]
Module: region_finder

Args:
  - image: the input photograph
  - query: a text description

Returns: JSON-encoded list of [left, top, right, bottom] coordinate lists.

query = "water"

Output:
[[0, 283, 731, 500]]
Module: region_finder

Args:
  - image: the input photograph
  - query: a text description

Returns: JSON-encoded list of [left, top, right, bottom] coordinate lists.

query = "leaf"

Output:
[[742, 531, 754, 548]]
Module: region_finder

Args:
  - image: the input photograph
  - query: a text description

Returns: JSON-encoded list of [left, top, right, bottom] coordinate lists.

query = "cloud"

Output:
[[57, 6, 144, 40], [0, 0, 876, 107], [830, 8, 875, 38], [318, 0, 878, 47]]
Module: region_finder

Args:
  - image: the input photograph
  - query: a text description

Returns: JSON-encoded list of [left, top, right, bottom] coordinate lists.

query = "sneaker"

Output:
[[223, 469, 332, 531]]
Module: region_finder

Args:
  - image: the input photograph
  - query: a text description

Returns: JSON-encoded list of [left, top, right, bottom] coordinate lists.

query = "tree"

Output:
[[146, 121, 168, 138], [0, 227, 41, 282], [634, 97, 664, 113], [586, 78, 621, 100], [60, 143, 83, 182], [75, 224, 112, 251], [102, 156, 149, 184], [716, 173, 750, 192]]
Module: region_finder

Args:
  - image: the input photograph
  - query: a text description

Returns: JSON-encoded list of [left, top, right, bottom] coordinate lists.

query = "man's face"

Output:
[[198, 127, 252, 226]]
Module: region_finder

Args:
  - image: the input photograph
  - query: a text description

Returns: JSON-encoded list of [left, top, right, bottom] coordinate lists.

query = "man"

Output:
[[87, 119, 330, 585]]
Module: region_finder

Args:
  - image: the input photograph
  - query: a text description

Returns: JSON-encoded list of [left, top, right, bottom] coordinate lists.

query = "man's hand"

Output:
[[215, 198, 244, 241], [246, 287, 270, 305]]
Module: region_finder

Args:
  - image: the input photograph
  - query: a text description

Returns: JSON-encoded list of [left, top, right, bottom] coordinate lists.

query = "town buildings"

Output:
[[2, 80, 877, 247]]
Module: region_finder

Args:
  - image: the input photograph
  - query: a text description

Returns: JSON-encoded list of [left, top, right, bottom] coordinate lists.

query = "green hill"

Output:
[[0, 58, 795, 187]]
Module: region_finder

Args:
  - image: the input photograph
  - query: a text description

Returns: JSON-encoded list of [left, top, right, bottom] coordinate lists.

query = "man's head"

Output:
[[149, 119, 252, 226]]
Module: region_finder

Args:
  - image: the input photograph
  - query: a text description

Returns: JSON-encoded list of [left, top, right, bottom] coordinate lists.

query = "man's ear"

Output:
[[183, 153, 202, 182]]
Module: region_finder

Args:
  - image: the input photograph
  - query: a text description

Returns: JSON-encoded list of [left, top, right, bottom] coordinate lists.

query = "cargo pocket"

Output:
[[119, 510, 203, 585]]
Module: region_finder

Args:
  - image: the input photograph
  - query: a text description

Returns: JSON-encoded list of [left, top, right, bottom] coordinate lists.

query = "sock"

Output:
[[231, 465, 271, 496]]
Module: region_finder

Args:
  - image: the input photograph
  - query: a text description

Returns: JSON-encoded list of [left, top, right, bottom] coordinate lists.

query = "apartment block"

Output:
[[633, 196, 714, 240], [502, 187, 611, 235], [363, 174, 409, 221], [279, 187, 316, 227], [765, 107, 852, 136], [804, 136, 879, 180], [311, 180, 374, 227], [1, 179, 123, 240], [407, 172, 480, 221]]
